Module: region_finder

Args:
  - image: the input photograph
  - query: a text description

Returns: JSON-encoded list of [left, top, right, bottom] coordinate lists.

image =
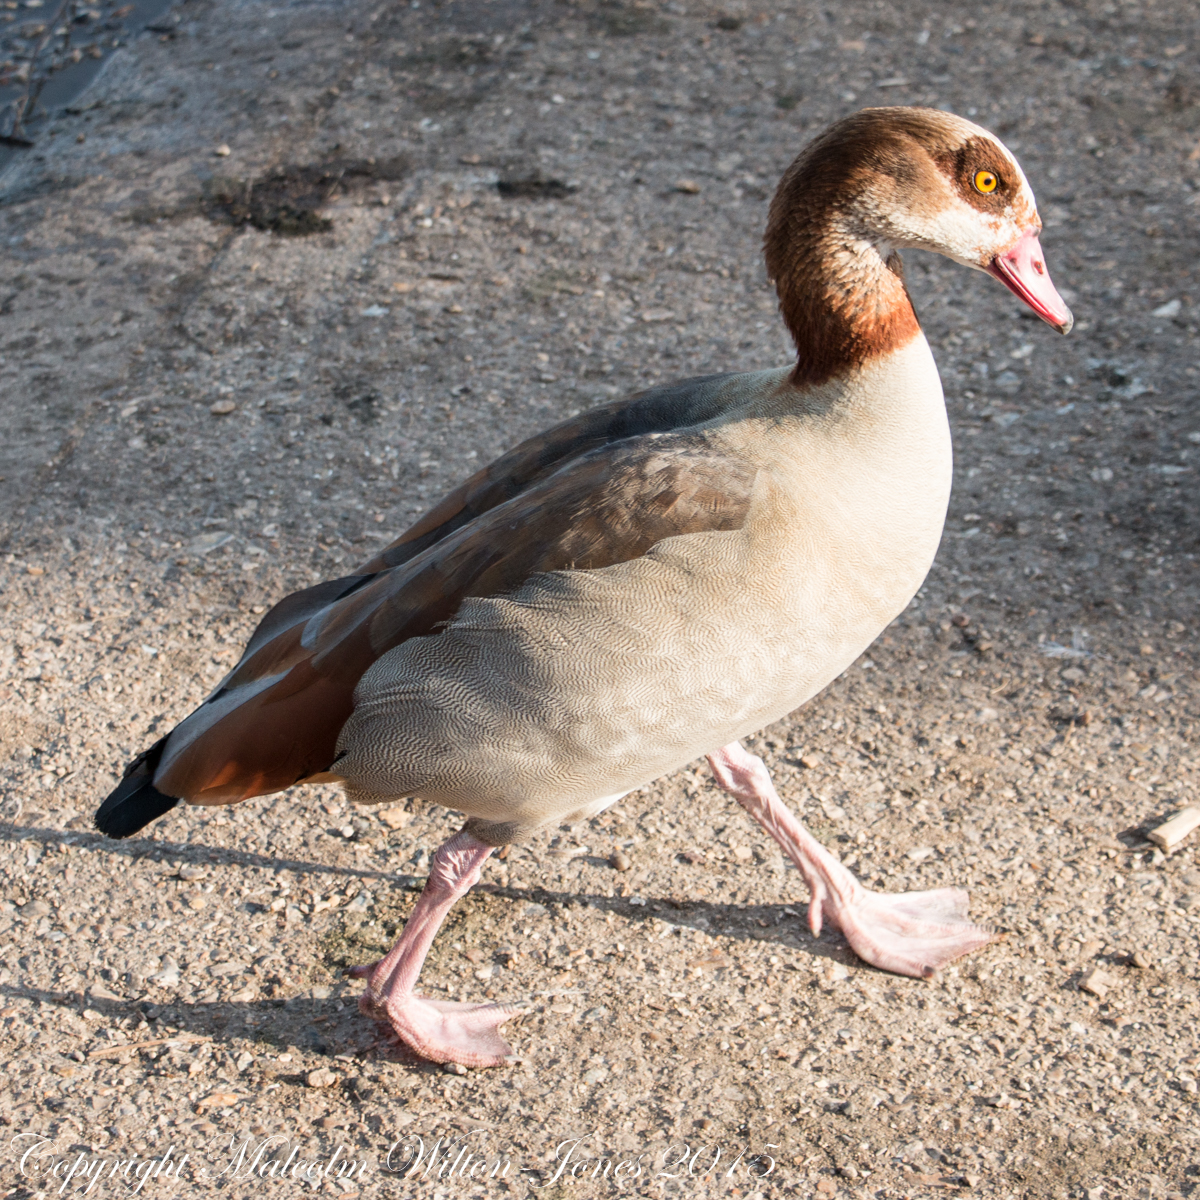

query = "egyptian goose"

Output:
[[95, 108, 1071, 1067]]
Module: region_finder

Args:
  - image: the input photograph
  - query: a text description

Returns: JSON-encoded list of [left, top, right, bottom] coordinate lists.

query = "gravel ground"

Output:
[[1, 0, 1199, 1197]]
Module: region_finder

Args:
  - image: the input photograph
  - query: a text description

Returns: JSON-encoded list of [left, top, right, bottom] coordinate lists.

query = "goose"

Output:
[[95, 107, 1071, 1068]]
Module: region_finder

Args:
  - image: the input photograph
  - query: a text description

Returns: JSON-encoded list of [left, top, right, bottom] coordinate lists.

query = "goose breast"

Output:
[[337, 339, 949, 831]]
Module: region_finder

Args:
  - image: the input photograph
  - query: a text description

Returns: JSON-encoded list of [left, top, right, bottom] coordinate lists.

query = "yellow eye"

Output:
[[974, 169, 999, 194]]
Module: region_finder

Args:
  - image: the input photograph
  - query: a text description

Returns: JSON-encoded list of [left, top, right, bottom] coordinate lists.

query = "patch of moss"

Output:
[[202, 156, 408, 236], [596, 3, 670, 36], [496, 176, 577, 200]]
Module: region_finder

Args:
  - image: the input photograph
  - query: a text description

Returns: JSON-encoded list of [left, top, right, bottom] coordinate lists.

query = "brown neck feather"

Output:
[[768, 224, 920, 389], [765, 115, 930, 389]]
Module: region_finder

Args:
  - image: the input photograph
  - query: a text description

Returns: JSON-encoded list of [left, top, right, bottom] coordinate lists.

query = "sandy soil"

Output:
[[1, 0, 1199, 1197]]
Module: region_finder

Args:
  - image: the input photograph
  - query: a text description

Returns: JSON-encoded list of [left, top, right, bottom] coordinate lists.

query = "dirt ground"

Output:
[[1, 0, 1199, 1197]]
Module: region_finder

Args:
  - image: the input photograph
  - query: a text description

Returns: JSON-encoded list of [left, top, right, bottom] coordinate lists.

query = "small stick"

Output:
[[4, 0, 72, 140], [1147, 807, 1200, 851], [88, 1032, 208, 1060]]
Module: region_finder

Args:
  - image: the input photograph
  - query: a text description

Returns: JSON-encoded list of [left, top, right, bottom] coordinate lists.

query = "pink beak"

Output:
[[985, 231, 1073, 334]]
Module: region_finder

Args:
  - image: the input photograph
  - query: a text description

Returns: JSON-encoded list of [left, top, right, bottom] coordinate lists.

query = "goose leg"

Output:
[[707, 742, 998, 978], [347, 827, 523, 1067]]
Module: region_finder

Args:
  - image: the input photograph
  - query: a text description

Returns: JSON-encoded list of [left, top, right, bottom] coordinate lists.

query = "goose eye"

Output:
[[974, 169, 999, 194]]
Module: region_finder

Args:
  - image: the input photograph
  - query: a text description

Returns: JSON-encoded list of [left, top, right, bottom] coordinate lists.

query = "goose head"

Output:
[[766, 107, 1072, 385]]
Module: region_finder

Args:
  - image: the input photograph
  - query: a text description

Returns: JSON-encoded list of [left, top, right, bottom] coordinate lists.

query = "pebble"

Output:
[[213, 144, 230, 156], [610, 850, 632, 872], [1131, 951, 1153, 969], [673, 179, 701, 194], [209, 400, 236, 415], [150, 961, 180, 988], [305, 1067, 338, 1089], [1079, 967, 1118, 998]]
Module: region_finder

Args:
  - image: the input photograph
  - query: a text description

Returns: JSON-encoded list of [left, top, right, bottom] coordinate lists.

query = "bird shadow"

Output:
[[0, 820, 403, 887], [0, 820, 920, 1078], [0, 979, 451, 1087], [0, 819, 861, 962]]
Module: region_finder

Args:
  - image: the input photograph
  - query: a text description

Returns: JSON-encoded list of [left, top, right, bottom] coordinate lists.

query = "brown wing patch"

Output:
[[152, 435, 758, 806], [355, 372, 741, 577]]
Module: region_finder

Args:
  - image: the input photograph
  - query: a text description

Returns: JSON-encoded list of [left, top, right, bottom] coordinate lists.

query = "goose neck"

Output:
[[768, 213, 922, 390]]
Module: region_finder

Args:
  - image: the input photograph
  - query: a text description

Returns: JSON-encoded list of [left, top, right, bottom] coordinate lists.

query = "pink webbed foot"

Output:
[[344, 827, 525, 1068], [361, 991, 523, 1068], [707, 742, 999, 981], [809, 880, 999, 979]]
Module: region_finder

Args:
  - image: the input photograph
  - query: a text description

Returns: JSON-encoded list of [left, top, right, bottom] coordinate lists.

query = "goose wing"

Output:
[[145, 425, 758, 806]]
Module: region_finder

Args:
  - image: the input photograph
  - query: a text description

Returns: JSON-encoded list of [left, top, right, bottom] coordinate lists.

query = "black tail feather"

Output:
[[95, 735, 180, 838]]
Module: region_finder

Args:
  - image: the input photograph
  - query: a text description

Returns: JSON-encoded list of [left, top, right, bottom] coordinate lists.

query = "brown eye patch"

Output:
[[936, 135, 1016, 212]]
